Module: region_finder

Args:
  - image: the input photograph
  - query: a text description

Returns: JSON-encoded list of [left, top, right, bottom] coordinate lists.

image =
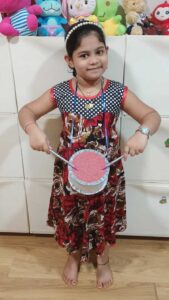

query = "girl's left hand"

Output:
[[123, 131, 148, 160]]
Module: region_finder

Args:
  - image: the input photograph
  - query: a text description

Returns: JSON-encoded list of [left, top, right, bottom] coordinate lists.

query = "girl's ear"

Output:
[[64, 55, 74, 69]]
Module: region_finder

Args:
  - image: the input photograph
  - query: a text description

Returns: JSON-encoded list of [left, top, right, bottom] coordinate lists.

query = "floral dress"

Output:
[[47, 78, 128, 262]]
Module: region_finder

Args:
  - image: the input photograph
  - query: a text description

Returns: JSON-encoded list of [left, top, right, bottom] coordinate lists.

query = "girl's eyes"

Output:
[[80, 54, 89, 58], [79, 50, 105, 58], [96, 50, 104, 55]]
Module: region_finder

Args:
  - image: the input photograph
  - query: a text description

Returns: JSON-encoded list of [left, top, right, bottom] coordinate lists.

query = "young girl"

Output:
[[19, 20, 161, 289]]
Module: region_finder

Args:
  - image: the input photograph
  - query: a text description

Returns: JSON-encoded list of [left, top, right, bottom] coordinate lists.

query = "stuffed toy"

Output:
[[62, 0, 98, 25], [165, 138, 169, 147], [149, 1, 169, 35], [36, 0, 67, 36], [122, 0, 154, 35], [0, 0, 42, 36], [94, 0, 126, 36]]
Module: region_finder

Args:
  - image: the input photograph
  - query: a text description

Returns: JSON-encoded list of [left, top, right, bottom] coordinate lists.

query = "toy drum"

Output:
[[68, 149, 110, 195]]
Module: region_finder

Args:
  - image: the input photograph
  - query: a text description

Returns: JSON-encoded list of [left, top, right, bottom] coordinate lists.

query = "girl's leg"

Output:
[[62, 250, 81, 286], [96, 245, 113, 288]]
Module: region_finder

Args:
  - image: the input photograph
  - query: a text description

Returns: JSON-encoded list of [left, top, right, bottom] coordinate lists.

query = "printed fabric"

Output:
[[47, 79, 128, 261]]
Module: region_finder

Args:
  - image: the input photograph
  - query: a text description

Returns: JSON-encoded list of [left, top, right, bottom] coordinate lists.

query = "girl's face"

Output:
[[66, 32, 108, 82]]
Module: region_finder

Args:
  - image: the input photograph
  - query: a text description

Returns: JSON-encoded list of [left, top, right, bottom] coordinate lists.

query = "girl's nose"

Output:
[[89, 55, 98, 64]]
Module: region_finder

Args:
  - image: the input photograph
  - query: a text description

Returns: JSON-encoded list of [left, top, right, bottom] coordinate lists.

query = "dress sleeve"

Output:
[[50, 86, 58, 108], [120, 86, 128, 109]]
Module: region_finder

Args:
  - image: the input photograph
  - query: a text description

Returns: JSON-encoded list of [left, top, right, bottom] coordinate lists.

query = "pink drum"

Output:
[[68, 149, 110, 195]]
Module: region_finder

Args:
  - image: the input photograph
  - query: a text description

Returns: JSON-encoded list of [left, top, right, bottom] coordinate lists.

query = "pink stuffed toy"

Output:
[[0, 0, 42, 36]]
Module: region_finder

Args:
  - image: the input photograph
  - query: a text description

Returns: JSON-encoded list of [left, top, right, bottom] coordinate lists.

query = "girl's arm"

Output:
[[122, 89, 161, 160], [18, 89, 57, 153]]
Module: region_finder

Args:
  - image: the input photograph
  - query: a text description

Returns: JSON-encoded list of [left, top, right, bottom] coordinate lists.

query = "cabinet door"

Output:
[[0, 37, 16, 113], [25, 180, 54, 234], [0, 115, 23, 178], [120, 116, 169, 182], [125, 36, 169, 115], [105, 36, 126, 83], [9, 37, 71, 110], [20, 114, 62, 179], [0, 180, 29, 233], [120, 183, 169, 237]]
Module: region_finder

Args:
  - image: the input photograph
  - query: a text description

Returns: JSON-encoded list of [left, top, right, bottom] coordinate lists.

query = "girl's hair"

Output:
[[65, 21, 106, 77]]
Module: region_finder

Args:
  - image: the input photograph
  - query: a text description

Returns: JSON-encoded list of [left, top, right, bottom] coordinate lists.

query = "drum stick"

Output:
[[50, 149, 75, 169], [103, 155, 124, 169]]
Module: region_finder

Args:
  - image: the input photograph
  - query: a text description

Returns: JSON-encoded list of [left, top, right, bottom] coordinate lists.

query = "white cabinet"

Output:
[[0, 35, 168, 236], [120, 36, 169, 237], [0, 180, 29, 233], [124, 36, 169, 115], [105, 36, 125, 83], [25, 180, 54, 234], [20, 114, 63, 179], [121, 183, 169, 237], [0, 37, 16, 113], [9, 37, 71, 109], [121, 116, 169, 182], [0, 114, 23, 178]]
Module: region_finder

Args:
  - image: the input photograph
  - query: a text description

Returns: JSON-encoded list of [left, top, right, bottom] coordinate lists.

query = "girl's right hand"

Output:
[[27, 124, 51, 154]]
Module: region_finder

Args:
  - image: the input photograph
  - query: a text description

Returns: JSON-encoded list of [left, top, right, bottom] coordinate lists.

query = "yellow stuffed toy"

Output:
[[123, 0, 148, 35]]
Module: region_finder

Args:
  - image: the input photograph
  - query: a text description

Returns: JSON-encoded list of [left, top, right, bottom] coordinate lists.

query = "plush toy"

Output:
[[94, 0, 126, 36], [36, 0, 67, 36], [165, 138, 169, 147], [62, 0, 98, 25], [0, 0, 42, 36], [122, 0, 153, 35], [149, 1, 169, 35]]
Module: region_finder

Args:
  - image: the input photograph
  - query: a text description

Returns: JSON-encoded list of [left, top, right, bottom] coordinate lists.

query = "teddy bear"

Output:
[[0, 0, 42, 36], [62, 0, 98, 25], [35, 0, 67, 36], [94, 0, 126, 36], [149, 1, 169, 35], [122, 0, 150, 35]]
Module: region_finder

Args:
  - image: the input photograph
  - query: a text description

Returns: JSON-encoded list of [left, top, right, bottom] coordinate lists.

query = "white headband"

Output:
[[65, 21, 104, 43]]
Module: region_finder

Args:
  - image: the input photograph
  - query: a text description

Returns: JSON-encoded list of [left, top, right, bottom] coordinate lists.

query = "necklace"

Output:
[[76, 78, 103, 109], [78, 85, 101, 97]]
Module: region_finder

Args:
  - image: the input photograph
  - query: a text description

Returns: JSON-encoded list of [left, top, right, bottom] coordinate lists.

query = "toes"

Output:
[[62, 273, 77, 286], [97, 279, 113, 289]]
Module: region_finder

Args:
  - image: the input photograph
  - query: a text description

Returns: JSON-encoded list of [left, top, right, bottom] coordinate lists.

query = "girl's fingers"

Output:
[[123, 145, 129, 160]]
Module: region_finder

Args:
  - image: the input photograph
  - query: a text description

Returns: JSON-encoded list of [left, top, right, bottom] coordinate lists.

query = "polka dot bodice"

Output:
[[51, 79, 127, 119]]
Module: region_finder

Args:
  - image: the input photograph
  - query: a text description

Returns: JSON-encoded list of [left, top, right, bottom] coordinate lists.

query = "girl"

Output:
[[18, 20, 161, 289]]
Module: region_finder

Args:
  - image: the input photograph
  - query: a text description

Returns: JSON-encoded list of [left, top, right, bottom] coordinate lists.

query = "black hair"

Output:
[[65, 21, 106, 77]]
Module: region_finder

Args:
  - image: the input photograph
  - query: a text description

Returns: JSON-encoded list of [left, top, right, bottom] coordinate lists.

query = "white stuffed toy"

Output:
[[62, 0, 98, 25]]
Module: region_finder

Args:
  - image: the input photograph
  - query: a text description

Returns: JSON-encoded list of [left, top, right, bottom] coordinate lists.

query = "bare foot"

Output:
[[62, 251, 81, 286], [96, 250, 113, 288]]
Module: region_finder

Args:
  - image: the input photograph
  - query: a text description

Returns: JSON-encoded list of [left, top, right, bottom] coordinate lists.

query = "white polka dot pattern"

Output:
[[52, 80, 125, 119]]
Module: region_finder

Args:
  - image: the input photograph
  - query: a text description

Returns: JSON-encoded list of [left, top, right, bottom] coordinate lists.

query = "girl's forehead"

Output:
[[76, 33, 104, 50]]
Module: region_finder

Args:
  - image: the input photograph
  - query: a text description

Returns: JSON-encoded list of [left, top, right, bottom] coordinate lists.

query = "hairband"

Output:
[[65, 21, 104, 43]]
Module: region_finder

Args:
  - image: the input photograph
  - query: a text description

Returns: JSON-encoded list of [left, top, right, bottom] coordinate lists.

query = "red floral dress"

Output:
[[47, 78, 128, 261]]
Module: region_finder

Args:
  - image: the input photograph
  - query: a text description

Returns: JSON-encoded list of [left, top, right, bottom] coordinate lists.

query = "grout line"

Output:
[[7, 39, 31, 233]]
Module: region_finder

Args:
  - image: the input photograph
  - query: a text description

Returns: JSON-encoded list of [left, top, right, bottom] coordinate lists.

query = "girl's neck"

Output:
[[75, 76, 103, 89], [72, 76, 104, 97]]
